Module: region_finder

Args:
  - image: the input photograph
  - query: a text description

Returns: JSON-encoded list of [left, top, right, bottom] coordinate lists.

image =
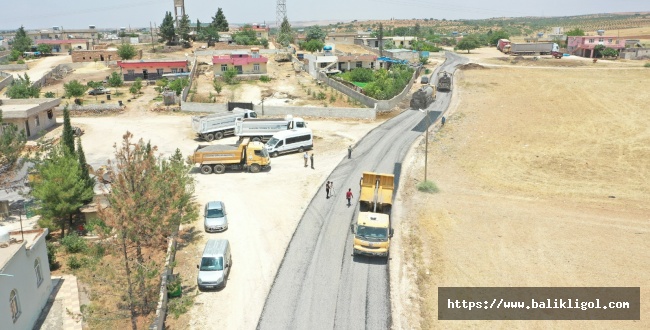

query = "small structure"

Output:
[[212, 48, 268, 77], [325, 33, 359, 45], [240, 24, 270, 40], [72, 48, 128, 62], [336, 54, 378, 71], [0, 228, 53, 330], [117, 59, 190, 81], [383, 49, 420, 62], [0, 98, 60, 139], [567, 33, 627, 58], [35, 39, 90, 52], [355, 36, 418, 49]]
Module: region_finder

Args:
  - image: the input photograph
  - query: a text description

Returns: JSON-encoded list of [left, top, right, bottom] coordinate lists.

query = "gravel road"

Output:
[[257, 52, 468, 329]]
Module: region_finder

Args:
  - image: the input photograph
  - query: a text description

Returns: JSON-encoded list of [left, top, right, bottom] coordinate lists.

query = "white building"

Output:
[[0, 228, 52, 329], [0, 98, 60, 139]]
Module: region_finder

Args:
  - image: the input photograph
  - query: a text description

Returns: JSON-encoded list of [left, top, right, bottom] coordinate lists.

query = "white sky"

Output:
[[2, 0, 648, 30]]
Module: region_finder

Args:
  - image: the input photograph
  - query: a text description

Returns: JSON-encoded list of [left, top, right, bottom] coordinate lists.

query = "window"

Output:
[[220, 64, 227, 72], [589, 39, 594, 43], [356, 61, 362, 68], [254, 63, 260, 71], [608, 39, 613, 43], [35, 258, 43, 287], [171, 68, 178, 73], [10, 289, 20, 323], [286, 134, 311, 145], [598, 38, 604, 43], [180, 68, 184, 73], [35, 115, 40, 127], [156, 69, 163, 75], [127, 70, 134, 75]]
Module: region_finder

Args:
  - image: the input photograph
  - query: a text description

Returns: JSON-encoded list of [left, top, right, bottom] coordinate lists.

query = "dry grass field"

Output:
[[394, 62, 650, 329]]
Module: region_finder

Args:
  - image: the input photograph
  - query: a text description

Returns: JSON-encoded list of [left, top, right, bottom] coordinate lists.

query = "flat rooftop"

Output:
[[0, 229, 46, 271]]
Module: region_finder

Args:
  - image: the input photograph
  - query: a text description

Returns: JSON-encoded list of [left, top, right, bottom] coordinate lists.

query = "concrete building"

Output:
[[213, 48, 268, 77], [35, 39, 90, 53], [336, 54, 378, 71], [0, 98, 61, 139], [240, 24, 270, 40], [71, 49, 119, 62], [0, 228, 53, 330], [567, 35, 627, 58], [325, 33, 359, 45], [384, 49, 420, 62], [619, 47, 650, 60], [118, 59, 189, 81], [355, 36, 418, 49]]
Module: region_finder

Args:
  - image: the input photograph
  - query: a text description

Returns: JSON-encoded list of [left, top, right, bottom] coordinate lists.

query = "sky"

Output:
[[2, 0, 648, 30]]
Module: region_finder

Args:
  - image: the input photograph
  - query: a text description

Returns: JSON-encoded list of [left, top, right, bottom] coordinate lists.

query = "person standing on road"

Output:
[[310, 153, 314, 169], [325, 181, 331, 199], [346, 188, 353, 207], [348, 145, 353, 159], [303, 151, 309, 167], [441, 116, 446, 126]]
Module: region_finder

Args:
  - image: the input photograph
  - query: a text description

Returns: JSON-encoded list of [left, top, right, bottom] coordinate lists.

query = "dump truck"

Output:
[[410, 85, 436, 109], [503, 42, 559, 55], [351, 172, 395, 259], [191, 138, 271, 174], [496, 38, 511, 52], [437, 71, 453, 92], [191, 108, 258, 141], [234, 115, 307, 142]]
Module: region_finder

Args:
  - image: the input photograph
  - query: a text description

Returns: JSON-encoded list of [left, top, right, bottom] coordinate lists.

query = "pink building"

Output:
[[567, 36, 626, 58], [212, 48, 268, 76]]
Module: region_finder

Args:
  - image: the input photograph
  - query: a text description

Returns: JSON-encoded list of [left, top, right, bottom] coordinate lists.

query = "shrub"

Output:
[[644, 62, 650, 68], [260, 75, 271, 82], [46, 242, 59, 270], [317, 92, 326, 100], [416, 180, 439, 193], [67, 255, 82, 269], [60, 233, 87, 253], [90, 243, 106, 258], [44, 91, 55, 98], [329, 94, 337, 103]]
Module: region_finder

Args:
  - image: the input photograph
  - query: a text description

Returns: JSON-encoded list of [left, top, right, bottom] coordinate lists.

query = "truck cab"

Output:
[[351, 212, 393, 258]]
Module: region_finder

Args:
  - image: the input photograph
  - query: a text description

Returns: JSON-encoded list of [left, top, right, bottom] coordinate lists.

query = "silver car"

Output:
[[204, 201, 228, 232]]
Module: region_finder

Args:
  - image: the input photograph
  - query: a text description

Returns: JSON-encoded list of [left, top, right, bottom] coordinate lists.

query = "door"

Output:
[[24, 120, 31, 137], [142, 69, 148, 79]]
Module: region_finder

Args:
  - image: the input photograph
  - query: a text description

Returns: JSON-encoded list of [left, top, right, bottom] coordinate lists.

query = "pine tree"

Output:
[[160, 11, 176, 44], [196, 19, 202, 34], [178, 14, 191, 42], [62, 106, 75, 154], [12, 25, 33, 53], [76, 138, 95, 203], [0, 110, 27, 189], [212, 8, 229, 32]]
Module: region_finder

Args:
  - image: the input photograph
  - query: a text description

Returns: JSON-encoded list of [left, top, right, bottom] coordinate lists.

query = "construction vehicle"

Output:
[[350, 172, 395, 259], [437, 71, 453, 92], [191, 108, 258, 142], [410, 85, 436, 109], [234, 115, 307, 142], [503, 42, 560, 56], [496, 39, 511, 52], [191, 138, 271, 174]]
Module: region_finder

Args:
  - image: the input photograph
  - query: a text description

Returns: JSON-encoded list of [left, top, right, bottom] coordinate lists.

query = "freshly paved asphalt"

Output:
[[257, 52, 468, 330]]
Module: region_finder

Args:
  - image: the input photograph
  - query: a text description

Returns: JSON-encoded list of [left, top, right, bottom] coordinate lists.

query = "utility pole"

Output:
[[150, 22, 155, 52], [378, 23, 384, 57], [419, 109, 430, 182]]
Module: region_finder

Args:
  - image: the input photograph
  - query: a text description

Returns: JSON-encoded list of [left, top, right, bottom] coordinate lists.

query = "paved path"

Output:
[[257, 52, 468, 329], [11, 55, 71, 81], [35, 275, 83, 330]]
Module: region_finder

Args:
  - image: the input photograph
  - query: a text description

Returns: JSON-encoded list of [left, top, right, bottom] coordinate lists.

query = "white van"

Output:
[[265, 128, 313, 158], [197, 239, 232, 290]]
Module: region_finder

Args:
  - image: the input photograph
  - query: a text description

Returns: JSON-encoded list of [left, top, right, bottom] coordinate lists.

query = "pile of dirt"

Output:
[[459, 63, 486, 70]]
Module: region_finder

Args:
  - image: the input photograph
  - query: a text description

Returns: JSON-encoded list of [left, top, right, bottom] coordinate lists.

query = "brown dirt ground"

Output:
[[394, 60, 650, 329]]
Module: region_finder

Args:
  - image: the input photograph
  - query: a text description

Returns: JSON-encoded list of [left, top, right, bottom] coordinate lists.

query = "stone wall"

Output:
[[180, 101, 375, 119], [0, 71, 13, 90], [71, 49, 132, 62], [0, 64, 28, 71]]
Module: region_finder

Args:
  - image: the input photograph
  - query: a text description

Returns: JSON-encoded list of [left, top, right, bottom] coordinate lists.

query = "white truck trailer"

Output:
[[191, 108, 257, 141], [503, 42, 560, 56], [234, 115, 307, 142]]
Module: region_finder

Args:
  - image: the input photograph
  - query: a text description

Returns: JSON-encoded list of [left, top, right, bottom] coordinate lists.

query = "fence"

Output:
[[180, 101, 375, 119], [0, 64, 28, 71], [181, 58, 199, 102], [0, 71, 13, 90], [149, 236, 178, 330]]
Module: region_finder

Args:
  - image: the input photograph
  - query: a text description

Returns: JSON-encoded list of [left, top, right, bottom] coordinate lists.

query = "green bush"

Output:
[[16, 59, 25, 64], [644, 62, 650, 68], [44, 91, 56, 98], [223, 68, 239, 85], [46, 242, 59, 270], [67, 255, 82, 269], [60, 233, 87, 254], [260, 75, 271, 82], [317, 92, 326, 100], [416, 180, 439, 193], [90, 243, 106, 258]]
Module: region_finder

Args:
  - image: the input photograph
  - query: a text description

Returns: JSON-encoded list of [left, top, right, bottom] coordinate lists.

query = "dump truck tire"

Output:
[[214, 164, 226, 174], [252, 137, 262, 142], [200, 165, 213, 174], [205, 133, 215, 142], [214, 131, 224, 140], [250, 163, 261, 173]]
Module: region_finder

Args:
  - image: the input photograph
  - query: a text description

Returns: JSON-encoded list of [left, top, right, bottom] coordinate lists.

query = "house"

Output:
[[240, 24, 270, 40], [619, 47, 650, 60], [0, 228, 53, 330], [355, 36, 418, 49], [213, 48, 268, 77], [384, 49, 420, 62], [0, 98, 60, 139], [117, 59, 189, 81], [35, 39, 90, 52], [336, 54, 378, 71], [325, 33, 359, 45], [567, 35, 627, 58], [72, 48, 126, 62]]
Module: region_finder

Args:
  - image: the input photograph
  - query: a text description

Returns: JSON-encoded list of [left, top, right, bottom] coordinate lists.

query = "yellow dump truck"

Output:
[[192, 138, 271, 174], [351, 172, 395, 258]]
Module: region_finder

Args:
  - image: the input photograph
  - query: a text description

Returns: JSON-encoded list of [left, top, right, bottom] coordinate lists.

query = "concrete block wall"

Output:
[[180, 102, 228, 112], [0, 64, 29, 71], [0, 71, 13, 90], [253, 104, 376, 120], [320, 73, 377, 108]]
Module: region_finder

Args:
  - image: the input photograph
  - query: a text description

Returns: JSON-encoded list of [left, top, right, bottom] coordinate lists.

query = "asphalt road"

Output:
[[257, 52, 468, 330]]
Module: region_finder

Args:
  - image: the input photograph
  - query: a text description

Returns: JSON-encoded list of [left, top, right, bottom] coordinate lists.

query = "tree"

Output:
[[62, 106, 75, 154], [5, 74, 40, 99], [129, 78, 143, 96], [0, 110, 27, 190], [107, 72, 123, 87], [300, 39, 324, 52], [414, 23, 421, 37], [64, 80, 88, 98], [488, 30, 510, 46], [456, 36, 480, 53], [277, 17, 294, 47], [212, 8, 229, 32], [196, 19, 202, 35], [213, 79, 223, 95], [198, 26, 219, 43], [87, 80, 103, 90], [222, 68, 238, 84], [566, 28, 585, 36], [305, 26, 326, 42], [117, 43, 137, 60], [76, 138, 95, 203], [383, 40, 396, 50], [12, 26, 32, 53], [178, 14, 191, 43], [601, 47, 619, 58], [37, 43, 53, 54], [168, 78, 189, 95], [31, 145, 94, 237], [160, 11, 176, 44]]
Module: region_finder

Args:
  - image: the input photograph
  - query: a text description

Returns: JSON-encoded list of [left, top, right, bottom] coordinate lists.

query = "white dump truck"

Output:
[[234, 115, 307, 142], [191, 108, 257, 141]]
